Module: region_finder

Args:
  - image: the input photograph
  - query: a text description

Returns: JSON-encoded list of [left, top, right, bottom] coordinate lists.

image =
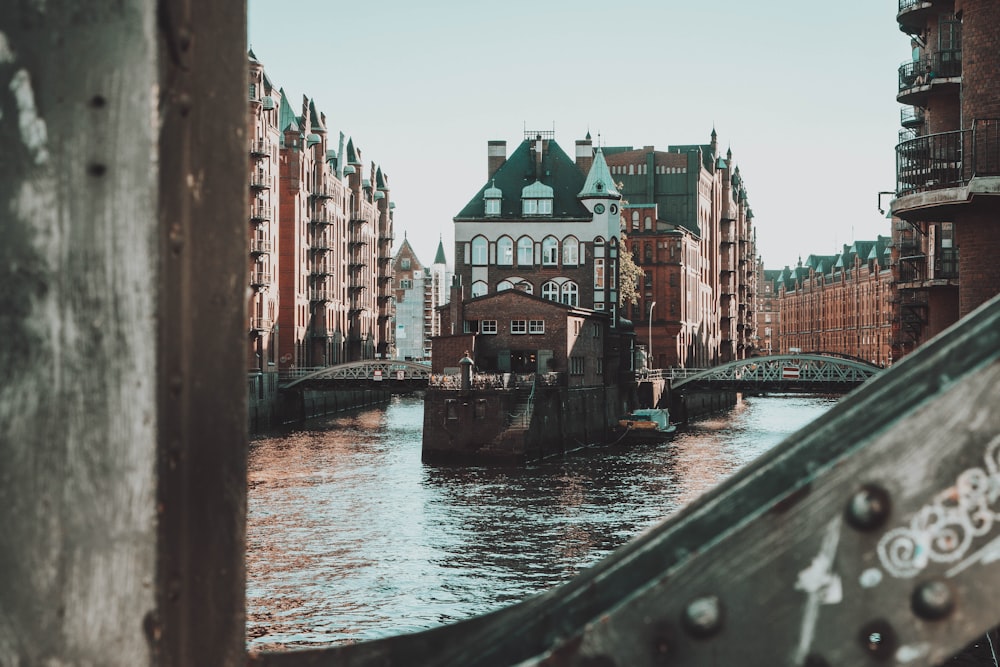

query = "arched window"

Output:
[[497, 280, 514, 291], [560, 281, 579, 307], [472, 236, 488, 265], [644, 215, 652, 231], [471, 280, 488, 298], [631, 211, 639, 230], [517, 281, 534, 294], [497, 236, 513, 266], [542, 236, 559, 266], [644, 243, 653, 263], [517, 237, 533, 266], [541, 280, 560, 302], [562, 237, 579, 266]]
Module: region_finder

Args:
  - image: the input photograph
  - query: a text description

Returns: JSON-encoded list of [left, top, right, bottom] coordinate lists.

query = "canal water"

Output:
[[246, 392, 839, 650]]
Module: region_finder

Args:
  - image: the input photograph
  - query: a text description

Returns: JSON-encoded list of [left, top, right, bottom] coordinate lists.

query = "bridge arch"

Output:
[[671, 354, 882, 391], [281, 359, 431, 388]]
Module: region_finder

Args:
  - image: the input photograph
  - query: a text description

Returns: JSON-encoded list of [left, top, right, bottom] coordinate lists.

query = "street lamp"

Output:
[[648, 301, 657, 370]]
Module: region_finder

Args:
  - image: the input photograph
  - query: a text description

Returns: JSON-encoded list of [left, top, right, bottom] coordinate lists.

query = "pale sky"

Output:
[[249, 0, 905, 272]]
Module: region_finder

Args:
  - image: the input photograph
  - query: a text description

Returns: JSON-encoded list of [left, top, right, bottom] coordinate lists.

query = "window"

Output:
[[511, 320, 527, 334], [631, 211, 639, 230], [573, 320, 582, 335], [517, 237, 533, 266], [562, 237, 579, 265], [541, 281, 559, 302], [464, 320, 479, 333], [560, 281, 579, 307], [594, 259, 605, 289], [529, 320, 544, 334], [522, 199, 538, 215], [497, 236, 513, 266], [399, 279, 412, 289], [481, 320, 498, 334], [539, 199, 552, 215], [472, 236, 488, 265], [401, 258, 411, 270], [592, 323, 601, 337], [542, 236, 559, 266], [644, 244, 653, 263], [497, 280, 513, 291], [485, 198, 501, 216], [570, 357, 585, 375], [644, 216, 652, 231], [597, 358, 603, 375], [471, 280, 488, 298]]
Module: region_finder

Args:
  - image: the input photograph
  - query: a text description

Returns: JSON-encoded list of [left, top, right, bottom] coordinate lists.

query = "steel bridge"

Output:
[[654, 353, 883, 391], [280, 359, 431, 389]]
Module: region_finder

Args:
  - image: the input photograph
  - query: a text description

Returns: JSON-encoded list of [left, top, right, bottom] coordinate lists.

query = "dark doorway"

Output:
[[510, 350, 537, 373]]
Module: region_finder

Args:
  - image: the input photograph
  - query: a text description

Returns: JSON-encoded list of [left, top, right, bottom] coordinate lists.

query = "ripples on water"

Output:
[[246, 392, 838, 650]]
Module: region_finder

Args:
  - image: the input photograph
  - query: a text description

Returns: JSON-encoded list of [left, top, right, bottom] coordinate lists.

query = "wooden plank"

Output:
[[252, 296, 1000, 665], [0, 3, 159, 665]]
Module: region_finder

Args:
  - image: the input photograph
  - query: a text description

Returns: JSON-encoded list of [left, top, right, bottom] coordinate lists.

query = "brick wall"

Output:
[[956, 217, 1000, 316]]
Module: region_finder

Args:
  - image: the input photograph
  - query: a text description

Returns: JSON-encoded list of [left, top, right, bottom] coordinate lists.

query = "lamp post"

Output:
[[648, 301, 657, 370]]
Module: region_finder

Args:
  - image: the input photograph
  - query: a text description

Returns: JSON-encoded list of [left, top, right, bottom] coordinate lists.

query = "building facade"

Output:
[[604, 131, 757, 368], [755, 262, 781, 356], [391, 235, 451, 361], [774, 239, 894, 366], [891, 0, 1000, 330], [248, 51, 395, 376]]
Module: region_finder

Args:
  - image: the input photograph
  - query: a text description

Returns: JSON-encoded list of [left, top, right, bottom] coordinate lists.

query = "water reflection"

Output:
[[247, 392, 837, 650]]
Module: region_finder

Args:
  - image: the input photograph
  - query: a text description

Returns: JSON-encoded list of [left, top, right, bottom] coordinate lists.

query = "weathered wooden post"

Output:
[[0, 2, 247, 666]]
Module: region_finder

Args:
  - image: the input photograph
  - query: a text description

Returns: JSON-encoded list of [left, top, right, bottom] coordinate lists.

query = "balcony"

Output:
[[897, 52, 962, 105], [249, 139, 272, 157], [310, 263, 334, 277], [895, 120, 1000, 197], [311, 210, 335, 225], [900, 106, 925, 128], [249, 175, 270, 190], [250, 237, 272, 255], [311, 186, 334, 199], [311, 235, 333, 251], [249, 317, 272, 333], [897, 0, 935, 34], [249, 205, 271, 223], [310, 290, 334, 302], [249, 271, 272, 289]]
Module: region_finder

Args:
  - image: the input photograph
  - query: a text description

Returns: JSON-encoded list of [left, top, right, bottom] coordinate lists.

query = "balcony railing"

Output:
[[249, 139, 272, 157], [249, 175, 270, 190], [311, 187, 333, 199], [311, 235, 333, 250], [309, 290, 333, 302], [311, 210, 335, 225], [310, 263, 334, 276], [249, 317, 272, 332], [896, 120, 1000, 195], [249, 271, 272, 288], [250, 238, 272, 255], [898, 51, 962, 92], [249, 205, 271, 223], [900, 106, 924, 128]]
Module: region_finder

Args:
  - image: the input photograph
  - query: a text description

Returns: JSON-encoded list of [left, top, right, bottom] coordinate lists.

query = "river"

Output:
[[246, 392, 839, 650]]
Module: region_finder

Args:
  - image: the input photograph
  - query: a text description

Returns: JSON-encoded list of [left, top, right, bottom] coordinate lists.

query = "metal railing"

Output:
[[897, 51, 962, 91], [249, 139, 271, 156], [250, 238, 272, 254], [249, 175, 270, 189], [896, 120, 1000, 195], [249, 317, 272, 332], [250, 205, 271, 222], [900, 106, 924, 127], [249, 272, 272, 287]]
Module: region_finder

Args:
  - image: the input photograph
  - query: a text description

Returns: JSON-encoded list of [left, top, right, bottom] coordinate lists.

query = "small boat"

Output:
[[616, 408, 676, 443]]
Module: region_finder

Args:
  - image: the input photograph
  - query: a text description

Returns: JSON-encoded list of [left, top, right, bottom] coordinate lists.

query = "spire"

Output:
[[578, 147, 620, 198], [434, 236, 447, 265]]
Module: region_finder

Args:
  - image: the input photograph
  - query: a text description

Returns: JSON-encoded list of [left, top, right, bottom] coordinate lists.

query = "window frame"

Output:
[[529, 320, 545, 334], [511, 319, 527, 335]]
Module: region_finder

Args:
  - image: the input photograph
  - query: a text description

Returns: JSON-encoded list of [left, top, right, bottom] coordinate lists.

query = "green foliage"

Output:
[[619, 232, 644, 307]]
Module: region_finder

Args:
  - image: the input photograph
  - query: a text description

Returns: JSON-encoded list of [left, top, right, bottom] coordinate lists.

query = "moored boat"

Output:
[[616, 408, 676, 443]]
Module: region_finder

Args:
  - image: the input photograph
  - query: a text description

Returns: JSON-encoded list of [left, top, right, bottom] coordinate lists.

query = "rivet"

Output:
[[911, 579, 954, 620], [90, 94, 107, 108], [87, 162, 107, 177], [858, 619, 896, 661], [845, 484, 891, 531], [681, 595, 723, 639]]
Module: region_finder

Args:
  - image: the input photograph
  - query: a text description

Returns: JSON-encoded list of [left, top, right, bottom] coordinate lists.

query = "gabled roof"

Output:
[[346, 137, 361, 165], [278, 88, 299, 134], [578, 147, 620, 198], [434, 238, 447, 265], [376, 166, 388, 190], [308, 99, 325, 132], [454, 139, 590, 220]]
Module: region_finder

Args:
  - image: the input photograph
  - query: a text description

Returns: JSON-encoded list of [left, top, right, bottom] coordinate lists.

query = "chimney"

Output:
[[575, 132, 594, 174], [487, 140, 506, 179]]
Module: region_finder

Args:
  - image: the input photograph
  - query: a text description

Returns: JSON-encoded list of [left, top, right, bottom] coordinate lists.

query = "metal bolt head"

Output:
[[845, 484, 891, 531], [681, 595, 723, 639], [912, 579, 955, 620]]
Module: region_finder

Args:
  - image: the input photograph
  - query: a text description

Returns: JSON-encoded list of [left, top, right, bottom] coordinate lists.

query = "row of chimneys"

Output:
[[486, 134, 596, 181]]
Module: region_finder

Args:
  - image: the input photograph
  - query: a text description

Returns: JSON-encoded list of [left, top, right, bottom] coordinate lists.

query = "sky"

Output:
[[249, 0, 906, 271]]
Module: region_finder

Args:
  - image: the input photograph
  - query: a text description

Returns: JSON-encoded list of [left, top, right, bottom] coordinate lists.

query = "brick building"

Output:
[[775, 239, 894, 366], [248, 51, 395, 375], [603, 131, 757, 368], [440, 130, 631, 382], [891, 0, 1000, 331], [755, 261, 781, 356]]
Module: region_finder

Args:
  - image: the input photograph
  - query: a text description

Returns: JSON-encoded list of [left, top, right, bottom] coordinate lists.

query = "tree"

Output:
[[619, 231, 644, 308]]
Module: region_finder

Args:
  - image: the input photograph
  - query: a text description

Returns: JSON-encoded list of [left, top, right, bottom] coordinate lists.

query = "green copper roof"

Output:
[[455, 138, 590, 220], [434, 238, 447, 265], [522, 180, 554, 198], [578, 147, 620, 198], [376, 166, 388, 190], [278, 89, 299, 135], [308, 99, 325, 132], [346, 137, 361, 165], [484, 180, 502, 198]]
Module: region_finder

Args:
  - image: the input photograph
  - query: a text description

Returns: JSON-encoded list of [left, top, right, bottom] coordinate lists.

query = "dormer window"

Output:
[[521, 180, 553, 217], [484, 180, 502, 217]]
